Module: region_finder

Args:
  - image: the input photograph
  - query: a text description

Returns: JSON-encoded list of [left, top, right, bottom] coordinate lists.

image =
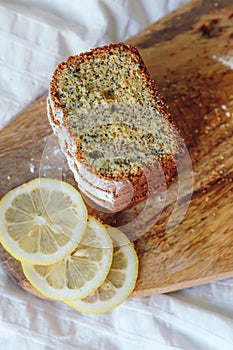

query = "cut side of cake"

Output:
[[48, 43, 184, 212]]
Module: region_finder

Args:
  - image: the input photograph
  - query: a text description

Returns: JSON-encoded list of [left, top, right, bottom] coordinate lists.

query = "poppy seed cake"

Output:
[[48, 43, 184, 212]]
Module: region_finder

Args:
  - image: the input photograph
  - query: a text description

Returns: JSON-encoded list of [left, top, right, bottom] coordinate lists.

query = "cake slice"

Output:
[[48, 43, 184, 212]]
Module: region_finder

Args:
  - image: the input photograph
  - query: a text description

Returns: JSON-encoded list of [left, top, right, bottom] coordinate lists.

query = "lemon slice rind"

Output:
[[0, 178, 88, 265], [22, 216, 113, 301], [66, 226, 138, 314]]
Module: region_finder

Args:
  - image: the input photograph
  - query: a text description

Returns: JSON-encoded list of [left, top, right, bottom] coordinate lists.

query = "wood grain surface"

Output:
[[0, 0, 232, 299]]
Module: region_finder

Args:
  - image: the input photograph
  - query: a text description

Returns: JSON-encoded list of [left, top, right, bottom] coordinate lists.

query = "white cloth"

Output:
[[0, 1, 233, 349]]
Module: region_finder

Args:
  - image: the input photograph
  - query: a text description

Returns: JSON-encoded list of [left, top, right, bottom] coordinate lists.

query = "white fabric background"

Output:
[[0, 0, 233, 349]]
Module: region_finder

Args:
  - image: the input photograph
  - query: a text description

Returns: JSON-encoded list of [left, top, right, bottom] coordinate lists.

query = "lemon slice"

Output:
[[0, 178, 88, 264], [22, 216, 113, 301], [66, 226, 138, 314]]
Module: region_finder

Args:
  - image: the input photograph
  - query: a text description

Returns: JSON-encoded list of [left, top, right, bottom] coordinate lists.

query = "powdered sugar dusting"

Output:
[[29, 163, 35, 173], [213, 54, 233, 70]]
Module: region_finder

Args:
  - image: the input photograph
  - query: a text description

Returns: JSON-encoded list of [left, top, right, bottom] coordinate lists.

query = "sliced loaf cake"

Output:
[[48, 43, 184, 212]]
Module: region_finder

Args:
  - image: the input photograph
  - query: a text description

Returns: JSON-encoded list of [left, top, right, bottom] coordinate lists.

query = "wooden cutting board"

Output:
[[0, 0, 233, 299]]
